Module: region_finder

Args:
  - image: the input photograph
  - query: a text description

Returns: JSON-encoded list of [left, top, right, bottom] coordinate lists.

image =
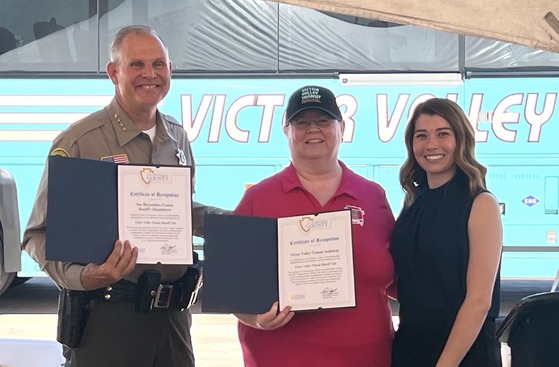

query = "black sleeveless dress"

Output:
[[390, 170, 501, 366]]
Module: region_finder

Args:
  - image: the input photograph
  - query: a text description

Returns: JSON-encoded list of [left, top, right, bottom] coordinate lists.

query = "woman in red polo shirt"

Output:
[[233, 85, 395, 367]]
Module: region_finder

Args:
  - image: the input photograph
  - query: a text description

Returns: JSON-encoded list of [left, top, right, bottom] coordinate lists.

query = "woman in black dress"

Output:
[[390, 98, 503, 366]]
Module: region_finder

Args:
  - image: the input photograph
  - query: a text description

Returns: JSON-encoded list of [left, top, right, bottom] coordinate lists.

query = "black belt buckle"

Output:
[[153, 284, 174, 309]]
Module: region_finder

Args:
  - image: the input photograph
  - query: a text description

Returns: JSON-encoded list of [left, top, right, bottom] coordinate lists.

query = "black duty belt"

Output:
[[93, 266, 202, 312]]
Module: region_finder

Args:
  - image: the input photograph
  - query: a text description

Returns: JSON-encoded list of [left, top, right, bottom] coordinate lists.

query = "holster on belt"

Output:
[[56, 289, 93, 348]]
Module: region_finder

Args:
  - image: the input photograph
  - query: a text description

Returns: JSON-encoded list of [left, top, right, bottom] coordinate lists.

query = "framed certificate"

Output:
[[202, 210, 355, 313], [46, 156, 193, 265]]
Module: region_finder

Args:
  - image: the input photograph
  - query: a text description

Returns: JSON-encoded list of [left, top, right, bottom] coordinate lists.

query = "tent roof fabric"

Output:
[[273, 0, 559, 53]]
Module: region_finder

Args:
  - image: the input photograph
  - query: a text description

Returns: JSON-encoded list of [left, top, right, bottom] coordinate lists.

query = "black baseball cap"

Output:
[[285, 86, 342, 124]]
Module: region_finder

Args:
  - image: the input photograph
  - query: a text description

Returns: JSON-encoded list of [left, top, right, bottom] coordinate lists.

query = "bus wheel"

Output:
[[0, 270, 15, 296]]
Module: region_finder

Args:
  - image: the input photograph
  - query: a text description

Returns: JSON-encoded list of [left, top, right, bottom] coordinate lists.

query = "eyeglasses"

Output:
[[288, 118, 337, 129]]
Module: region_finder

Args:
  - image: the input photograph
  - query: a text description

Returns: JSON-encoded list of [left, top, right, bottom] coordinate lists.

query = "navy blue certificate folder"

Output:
[[202, 214, 279, 314], [45, 155, 118, 264]]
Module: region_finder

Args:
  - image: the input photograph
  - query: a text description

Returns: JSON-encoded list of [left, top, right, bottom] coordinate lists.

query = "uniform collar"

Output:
[[280, 161, 358, 200], [158, 114, 180, 145], [106, 98, 178, 147]]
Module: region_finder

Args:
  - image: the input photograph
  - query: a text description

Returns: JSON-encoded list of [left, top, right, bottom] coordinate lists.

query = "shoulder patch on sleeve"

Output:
[[51, 148, 71, 157]]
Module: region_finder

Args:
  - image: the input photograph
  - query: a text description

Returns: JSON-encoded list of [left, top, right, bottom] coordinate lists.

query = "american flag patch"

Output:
[[101, 154, 129, 164]]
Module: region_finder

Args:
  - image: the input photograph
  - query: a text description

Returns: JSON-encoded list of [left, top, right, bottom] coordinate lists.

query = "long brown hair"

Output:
[[400, 98, 487, 205]]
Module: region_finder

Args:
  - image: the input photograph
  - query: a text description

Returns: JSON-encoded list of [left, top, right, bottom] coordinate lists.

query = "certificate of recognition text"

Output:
[[117, 165, 193, 264], [277, 210, 355, 311]]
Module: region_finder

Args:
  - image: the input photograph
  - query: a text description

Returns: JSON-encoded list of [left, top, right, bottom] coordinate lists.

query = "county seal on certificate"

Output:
[[202, 210, 355, 313]]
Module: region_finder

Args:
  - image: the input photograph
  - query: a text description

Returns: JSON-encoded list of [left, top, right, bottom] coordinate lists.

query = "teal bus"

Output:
[[1, 0, 558, 295]]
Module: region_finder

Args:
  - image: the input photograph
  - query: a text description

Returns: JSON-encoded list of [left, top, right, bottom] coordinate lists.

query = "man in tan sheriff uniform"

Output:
[[23, 25, 226, 367]]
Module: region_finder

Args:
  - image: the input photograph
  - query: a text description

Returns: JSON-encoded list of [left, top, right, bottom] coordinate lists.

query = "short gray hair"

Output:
[[110, 25, 169, 63]]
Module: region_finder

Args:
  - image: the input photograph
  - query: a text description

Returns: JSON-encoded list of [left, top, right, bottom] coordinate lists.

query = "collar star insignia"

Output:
[[115, 113, 126, 131]]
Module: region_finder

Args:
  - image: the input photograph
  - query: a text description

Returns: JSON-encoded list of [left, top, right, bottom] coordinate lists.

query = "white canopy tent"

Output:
[[272, 0, 559, 53]]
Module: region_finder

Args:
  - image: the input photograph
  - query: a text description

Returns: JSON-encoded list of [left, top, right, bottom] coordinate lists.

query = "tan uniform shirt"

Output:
[[23, 98, 223, 290]]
